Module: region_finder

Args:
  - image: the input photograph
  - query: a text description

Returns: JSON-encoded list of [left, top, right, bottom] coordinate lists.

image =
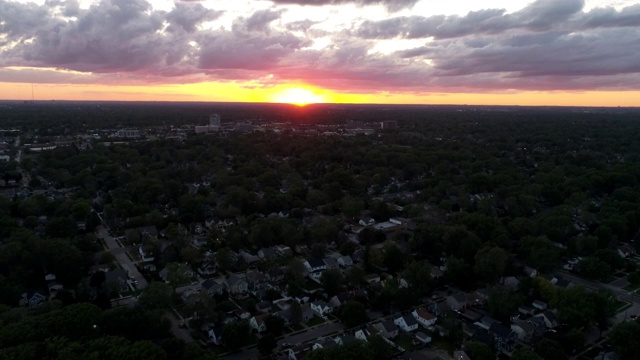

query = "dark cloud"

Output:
[[270, 0, 418, 12]]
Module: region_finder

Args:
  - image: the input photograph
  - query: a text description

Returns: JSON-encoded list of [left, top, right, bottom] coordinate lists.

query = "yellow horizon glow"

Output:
[[0, 81, 639, 107]]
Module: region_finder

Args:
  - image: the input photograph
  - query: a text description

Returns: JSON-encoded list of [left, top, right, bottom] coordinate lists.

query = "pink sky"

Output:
[[0, 0, 639, 106]]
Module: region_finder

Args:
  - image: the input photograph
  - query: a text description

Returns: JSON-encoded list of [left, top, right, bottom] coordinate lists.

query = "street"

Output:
[[96, 225, 148, 288], [224, 320, 344, 360]]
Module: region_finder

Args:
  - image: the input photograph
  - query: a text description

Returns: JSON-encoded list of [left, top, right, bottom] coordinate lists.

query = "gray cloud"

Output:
[[357, 0, 585, 40], [244, 9, 285, 32], [166, 2, 223, 33], [270, 0, 418, 12], [1, 0, 640, 94]]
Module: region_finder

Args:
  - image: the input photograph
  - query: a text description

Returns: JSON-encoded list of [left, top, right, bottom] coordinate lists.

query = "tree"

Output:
[[339, 301, 368, 328], [288, 300, 303, 326], [257, 333, 277, 356], [382, 242, 405, 273], [511, 349, 543, 360], [265, 315, 285, 336], [321, 269, 344, 297], [580, 257, 611, 281], [533, 338, 568, 360], [445, 256, 473, 288], [138, 282, 173, 311], [368, 334, 393, 360], [402, 261, 433, 297], [610, 321, 640, 360], [221, 320, 251, 351], [474, 245, 509, 284], [487, 286, 523, 323], [464, 341, 494, 360], [215, 248, 233, 271]]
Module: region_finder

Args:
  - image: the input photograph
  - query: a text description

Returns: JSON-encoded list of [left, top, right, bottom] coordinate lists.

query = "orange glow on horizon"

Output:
[[271, 86, 326, 106], [0, 81, 639, 107]]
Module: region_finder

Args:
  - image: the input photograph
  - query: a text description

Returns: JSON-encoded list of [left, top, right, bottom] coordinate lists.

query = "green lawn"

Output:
[[306, 316, 326, 327], [395, 333, 416, 351], [430, 336, 456, 354]]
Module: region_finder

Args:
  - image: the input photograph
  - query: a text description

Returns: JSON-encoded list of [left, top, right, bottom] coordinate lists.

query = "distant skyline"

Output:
[[1, 0, 639, 106]]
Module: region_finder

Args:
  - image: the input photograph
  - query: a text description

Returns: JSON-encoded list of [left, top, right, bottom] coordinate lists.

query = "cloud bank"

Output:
[[0, 0, 639, 93]]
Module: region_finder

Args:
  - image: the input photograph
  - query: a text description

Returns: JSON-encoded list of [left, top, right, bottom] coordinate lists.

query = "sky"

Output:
[[0, 0, 639, 106]]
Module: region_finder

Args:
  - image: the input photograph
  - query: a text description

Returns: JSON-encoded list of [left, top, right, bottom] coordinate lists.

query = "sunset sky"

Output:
[[1, 0, 639, 106]]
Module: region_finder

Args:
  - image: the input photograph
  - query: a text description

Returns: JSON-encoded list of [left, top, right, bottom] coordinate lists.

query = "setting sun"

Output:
[[272, 87, 326, 106]]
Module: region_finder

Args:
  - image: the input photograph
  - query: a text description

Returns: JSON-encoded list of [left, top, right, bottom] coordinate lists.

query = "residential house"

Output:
[[138, 245, 155, 262], [255, 301, 272, 313], [266, 267, 285, 283], [511, 319, 535, 342], [239, 251, 260, 264], [330, 293, 351, 308], [304, 258, 327, 273], [285, 345, 311, 360], [364, 273, 381, 284], [249, 314, 269, 333], [489, 322, 518, 353], [323, 257, 339, 270], [207, 326, 224, 345], [275, 245, 293, 257], [337, 255, 353, 268], [359, 216, 375, 226], [104, 269, 130, 293], [334, 334, 357, 346], [535, 309, 559, 329], [355, 329, 369, 342], [446, 293, 468, 311], [280, 303, 314, 324], [198, 261, 217, 276], [19, 291, 47, 309], [246, 270, 269, 292], [394, 314, 419, 332], [225, 273, 248, 296], [304, 258, 327, 281], [532, 300, 548, 311], [137, 225, 158, 239], [430, 266, 444, 280], [201, 278, 226, 297], [372, 320, 399, 338], [518, 305, 536, 316], [258, 247, 277, 260], [192, 236, 209, 248], [312, 338, 338, 351], [310, 301, 333, 318], [412, 307, 437, 328], [524, 266, 538, 277], [415, 331, 431, 344]]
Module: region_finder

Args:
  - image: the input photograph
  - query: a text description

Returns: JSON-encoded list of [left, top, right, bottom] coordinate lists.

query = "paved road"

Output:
[[557, 271, 640, 303], [166, 309, 195, 343], [96, 225, 148, 288], [224, 320, 344, 360]]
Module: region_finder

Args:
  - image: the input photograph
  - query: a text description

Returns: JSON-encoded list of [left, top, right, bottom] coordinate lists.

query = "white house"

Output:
[[249, 314, 268, 333], [310, 301, 333, 318], [207, 326, 224, 345], [394, 314, 419, 332], [412, 307, 437, 328], [359, 216, 375, 226], [355, 329, 368, 342]]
